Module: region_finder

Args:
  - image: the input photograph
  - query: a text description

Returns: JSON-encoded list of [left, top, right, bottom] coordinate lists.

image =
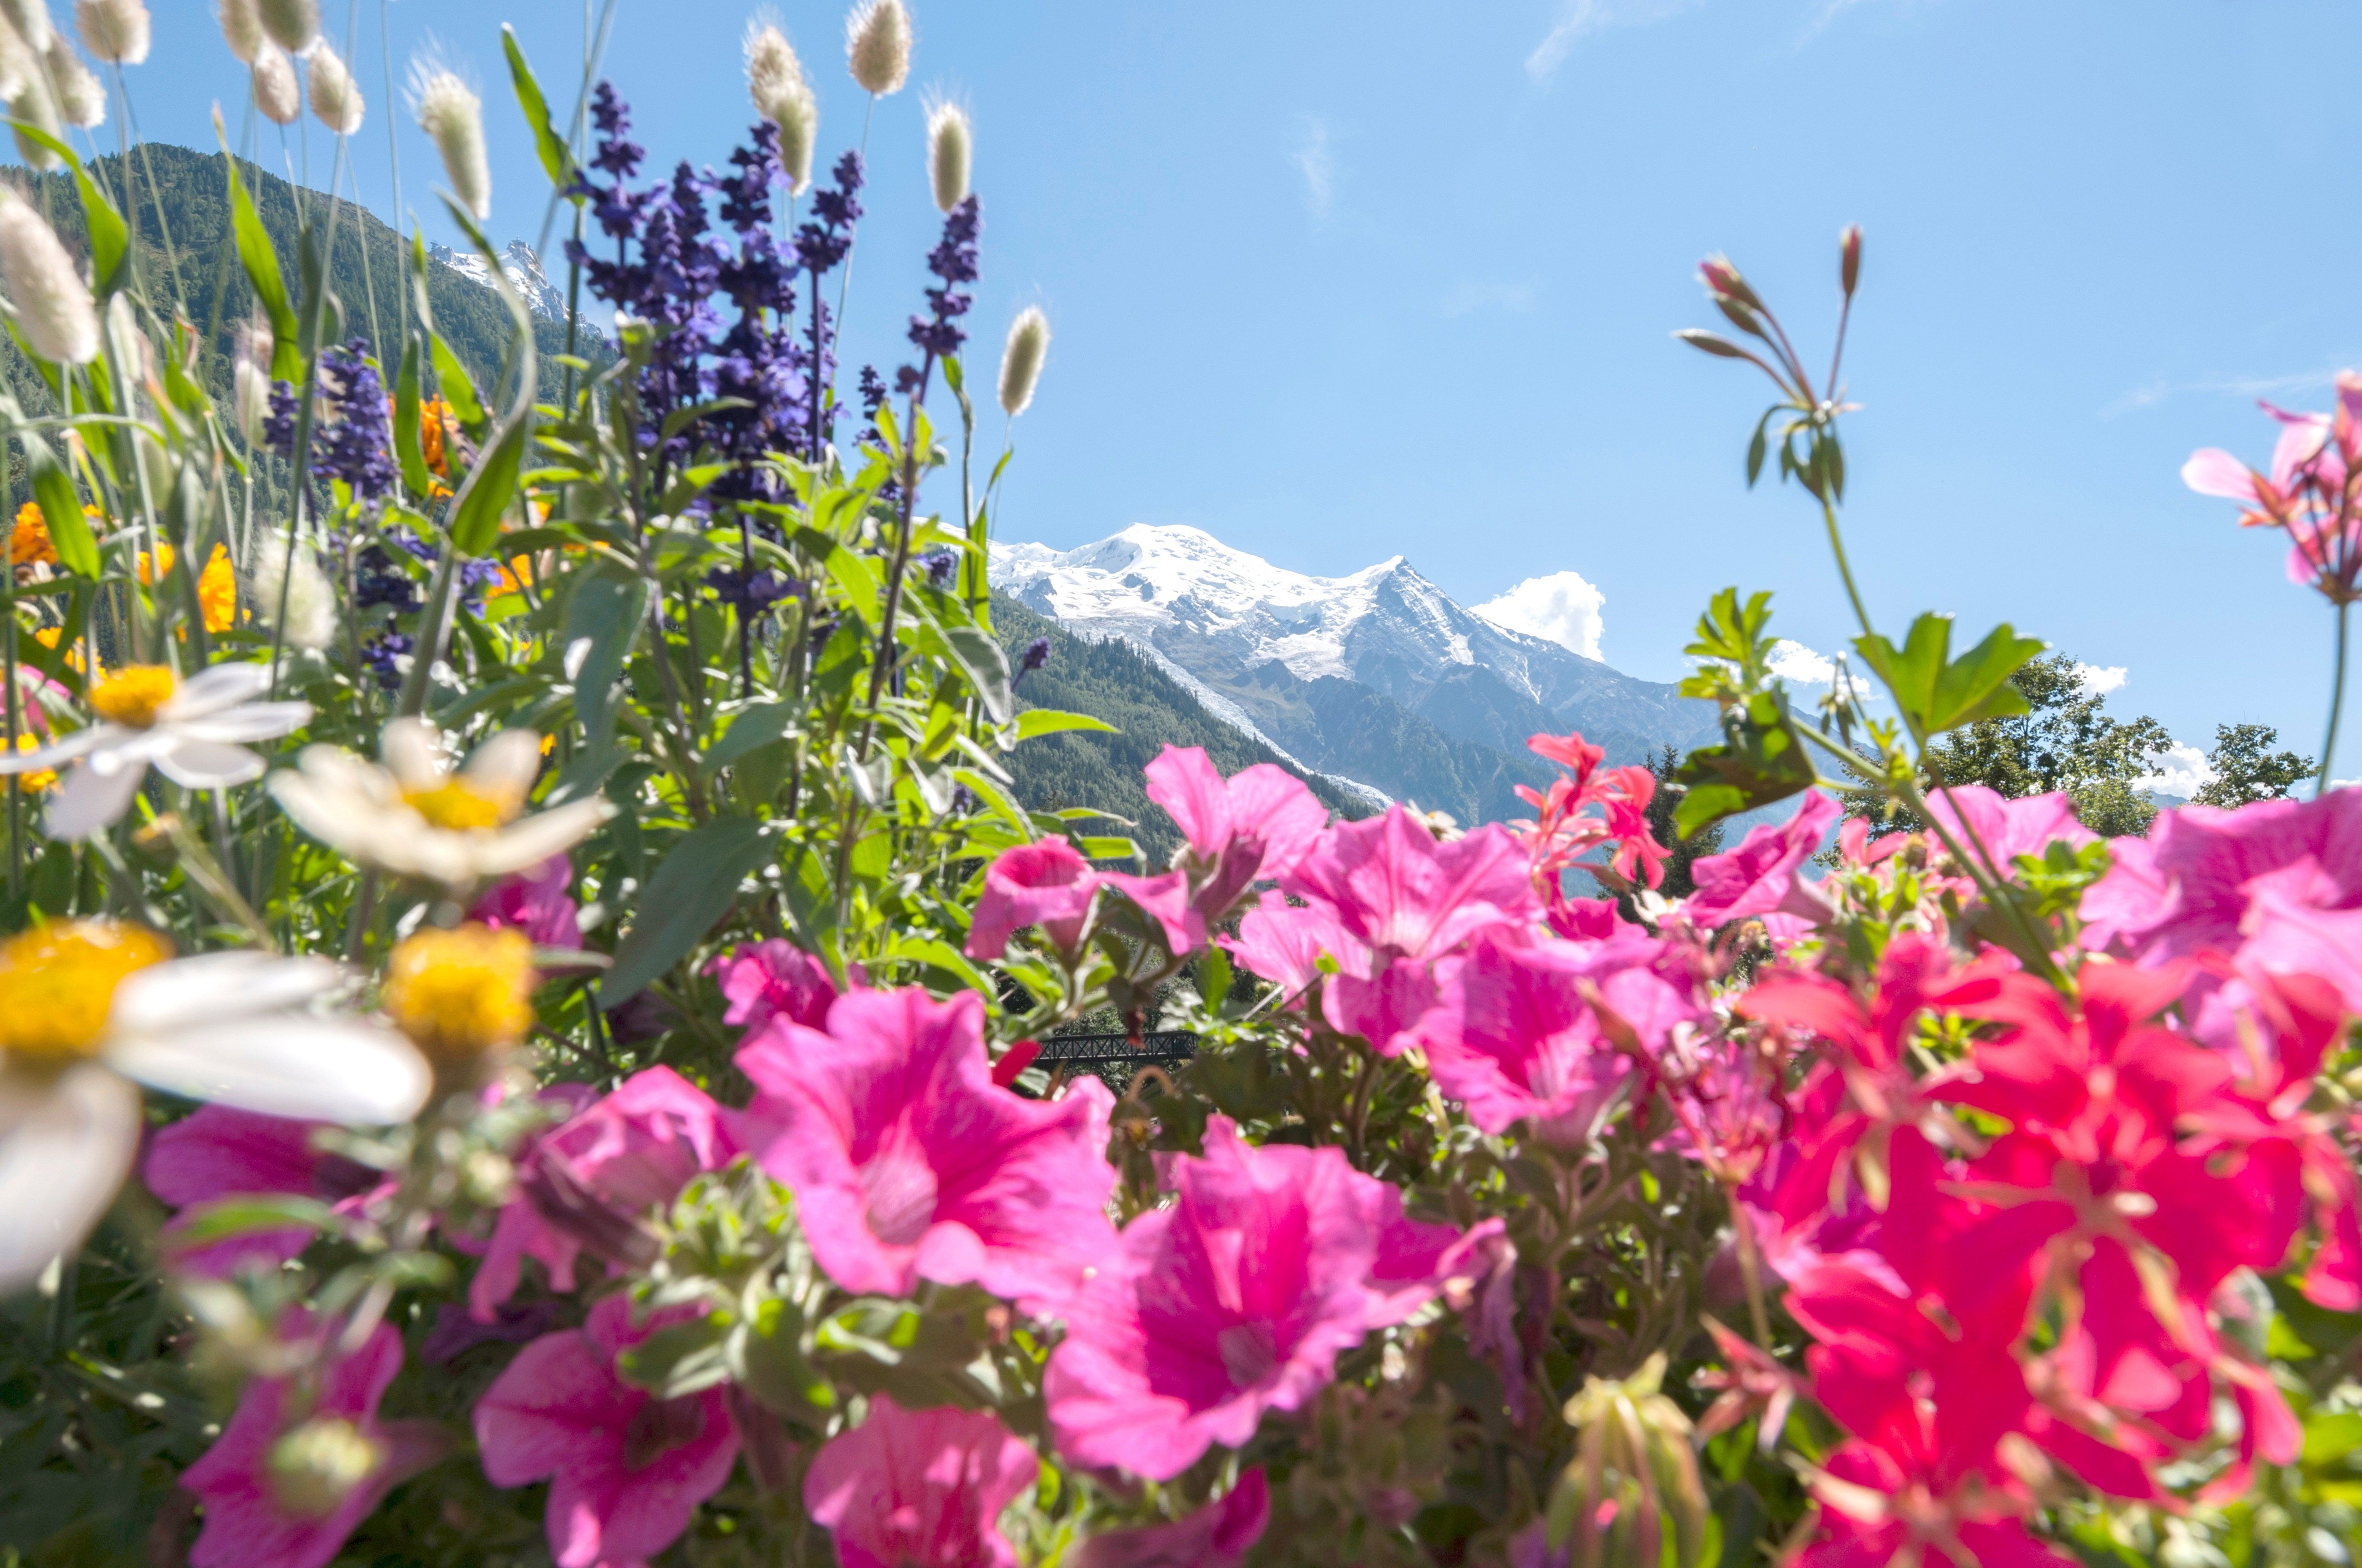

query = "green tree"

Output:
[[2193, 723, 2314, 807], [1646, 743, 1725, 897]]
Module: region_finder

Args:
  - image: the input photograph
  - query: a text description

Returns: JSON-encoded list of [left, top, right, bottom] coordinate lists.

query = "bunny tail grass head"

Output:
[[307, 39, 362, 135], [996, 306, 1048, 418], [0, 0, 49, 55], [0, 185, 99, 365], [45, 35, 101, 127], [72, 0, 145, 64], [215, 0, 263, 63], [8, 75, 60, 169], [925, 96, 970, 213], [774, 84, 818, 195], [844, 0, 909, 96], [744, 17, 804, 117], [252, 40, 299, 125], [256, 0, 317, 55], [411, 61, 489, 221]]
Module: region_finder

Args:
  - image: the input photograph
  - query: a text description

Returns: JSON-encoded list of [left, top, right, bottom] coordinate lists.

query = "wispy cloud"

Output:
[[1443, 279, 1539, 317], [2102, 368, 2345, 420], [2074, 662, 2129, 696], [1525, 0, 1705, 83], [1292, 117, 1334, 219]]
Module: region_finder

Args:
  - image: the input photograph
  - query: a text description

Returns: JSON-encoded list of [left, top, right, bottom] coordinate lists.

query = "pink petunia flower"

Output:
[[804, 1395, 1039, 1568], [1070, 1469, 1271, 1568], [708, 938, 840, 1033], [473, 1294, 739, 1568], [1044, 1117, 1492, 1479], [467, 853, 584, 949], [1916, 785, 2094, 869], [470, 1070, 734, 1321], [1414, 931, 1647, 1145], [734, 986, 1119, 1311], [146, 1105, 392, 1276], [1219, 890, 1368, 1001], [183, 1321, 440, 1568], [1146, 744, 1328, 919], [1681, 790, 1839, 928], [965, 837, 1104, 959]]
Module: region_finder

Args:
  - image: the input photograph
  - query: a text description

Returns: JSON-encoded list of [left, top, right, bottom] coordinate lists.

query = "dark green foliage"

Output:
[[992, 595, 1368, 865], [2195, 723, 2315, 807], [1643, 744, 1725, 898]]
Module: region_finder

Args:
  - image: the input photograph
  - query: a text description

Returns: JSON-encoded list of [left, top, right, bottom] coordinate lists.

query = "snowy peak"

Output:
[[428, 240, 568, 323]]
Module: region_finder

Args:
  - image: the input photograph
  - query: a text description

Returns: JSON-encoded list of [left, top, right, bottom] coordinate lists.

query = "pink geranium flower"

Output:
[[183, 1321, 439, 1568], [1044, 1117, 1493, 1479], [1071, 1470, 1271, 1568], [1146, 744, 1327, 918], [804, 1395, 1039, 1568], [734, 986, 1118, 1311], [1682, 790, 1838, 928], [146, 1105, 391, 1276], [467, 853, 584, 949], [474, 1294, 739, 1568], [1415, 931, 1655, 1145], [2184, 378, 2362, 600], [471, 1070, 734, 1321], [709, 938, 840, 1033]]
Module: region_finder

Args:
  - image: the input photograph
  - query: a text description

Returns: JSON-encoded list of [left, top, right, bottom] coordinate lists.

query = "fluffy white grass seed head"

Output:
[[307, 39, 362, 134], [253, 532, 338, 651], [215, 0, 263, 63], [774, 84, 818, 195], [234, 317, 272, 447], [924, 97, 969, 213], [9, 76, 60, 169], [256, 0, 316, 54], [0, 185, 98, 365], [996, 306, 1048, 418], [0, 20, 27, 104], [744, 18, 803, 116], [46, 36, 102, 127], [844, 0, 908, 96], [72, 0, 145, 64], [252, 40, 298, 125], [411, 62, 489, 221], [0, 0, 48, 55]]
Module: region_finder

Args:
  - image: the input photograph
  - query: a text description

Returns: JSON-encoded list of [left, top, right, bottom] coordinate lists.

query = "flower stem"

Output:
[[1818, 495, 1873, 646], [2321, 598, 2349, 798], [1727, 1181, 1774, 1348]]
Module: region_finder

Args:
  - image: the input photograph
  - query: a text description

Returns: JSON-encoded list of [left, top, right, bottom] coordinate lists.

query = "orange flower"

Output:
[[5, 732, 55, 794], [134, 541, 174, 584], [421, 396, 456, 480], [198, 545, 237, 633], [7, 501, 54, 567], [33, 625, 90, 675]]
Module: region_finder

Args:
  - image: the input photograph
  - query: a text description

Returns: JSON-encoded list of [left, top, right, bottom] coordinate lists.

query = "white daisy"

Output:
[[0, 920, 433, 1291], [268, 717, 611, 890], [0, 662, 311, 839]]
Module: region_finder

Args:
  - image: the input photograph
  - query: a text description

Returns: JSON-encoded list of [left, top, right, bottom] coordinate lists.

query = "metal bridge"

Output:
[[1032, 1031, 1198, 1067]]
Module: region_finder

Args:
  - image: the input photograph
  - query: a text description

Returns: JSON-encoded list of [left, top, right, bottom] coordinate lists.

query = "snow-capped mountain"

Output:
[[428, 240, 568, 323], [990, 525, 1719, 819]]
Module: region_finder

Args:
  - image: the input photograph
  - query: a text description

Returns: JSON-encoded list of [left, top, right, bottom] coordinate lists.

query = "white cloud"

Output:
[[1769, 639, 1835, 684], [2135, 743, 2215, 801], [1291, 117, 1333, 219], [1474, 570, 1607, 661], [1525, 0, 1706, 82], [1443, 279, 1538, 318], [2074, 663, 2129, 696], [2101, 367, 2343, 419]]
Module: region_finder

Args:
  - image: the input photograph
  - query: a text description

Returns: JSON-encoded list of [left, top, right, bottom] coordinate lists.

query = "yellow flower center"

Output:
[[89, 664, 178, 728], [5, 733, 55, 794], [266, 1418, 386, 1519], [0, 920, 171, 1062], [400, 779, 515, 831], [383, 924, 536, 1062]]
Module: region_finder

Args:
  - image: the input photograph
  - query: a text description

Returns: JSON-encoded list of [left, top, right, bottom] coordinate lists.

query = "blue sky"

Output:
[[114, 0, 2362, 782]]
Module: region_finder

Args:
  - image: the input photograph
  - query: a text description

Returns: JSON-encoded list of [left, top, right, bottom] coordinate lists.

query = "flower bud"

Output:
[[255, 0, 316, 55], [9, 75, 59, 169], [773, 83, 818, 195], [252, 40, 299, 125], [1696, 253, 1761, 312], [924, 97, 969, 213], [744, 19, 804, 119], [411, 65, 489, 221], [0, 185, 96, 364], [45, 34, 102, 127], [215, 0, 263, 63], [306, 38, 362, 135], [844, 0, 908, 96], [0, 0, 49, 54], [72, 0, 145, 64], [253, 529, 337, 651], [1551, 1354, 1707, 1568], [996, 305, 1048, 418], [266, 1417, 385, 1519], [1839, 223, 1862, 299]]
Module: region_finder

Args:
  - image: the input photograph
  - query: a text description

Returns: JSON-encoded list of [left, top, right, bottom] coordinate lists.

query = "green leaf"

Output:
[[707, 702, 795, 769], [220, 148, 301, 380], [501, 26, 579, 193], [428, 329, 486, 432], [1673, 692, 1815, 838], [941, 624, 1015, 724], [728, 1299, 836, 1423], [1851, 614, 2044, 738], [159, 1195, 335, 1254], [617, 1315, 733, 1398], [1199, 944, 1233, 1012], [21, 429, 94, 577], [13, 121, 128, 299], [446, 413, 527, 557], [823, 542, 884, 630], [392, 336, 435, 500], [1011, 709, 1116, 740], [600, 815, 776, 1004], [555, 565, 649, 785]]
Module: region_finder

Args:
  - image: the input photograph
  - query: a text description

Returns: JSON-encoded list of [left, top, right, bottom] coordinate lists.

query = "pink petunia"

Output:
[[146, 1106, 394, 1277], [1681, 790, 1839, 928], [1414, 931, 1643, 1144], [474, 1294, 739, 1568], [467, 854, 585, 949], [1918, 785, 2095, 869], [1045, 1117, 1491, 1480], [734, 986, 1119, 1311], [1219, 890, 1368, 1001], [1146, 744, 1328, 917], [804, 1395, 1039, 1568], [471, 1071, 734, 1321], [708, 938, 839, 1033], [1071, 1470, 1271, 1568], [965, 837, 1105, 960], [183, 1321, 440, 1568]]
